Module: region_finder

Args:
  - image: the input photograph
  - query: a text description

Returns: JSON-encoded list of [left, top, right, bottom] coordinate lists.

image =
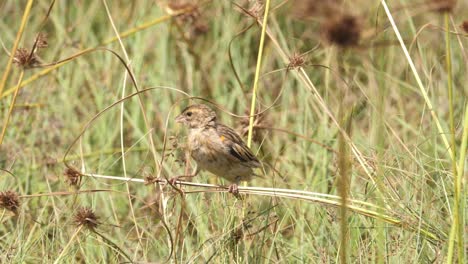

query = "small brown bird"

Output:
[[175, 104, 261, 194]]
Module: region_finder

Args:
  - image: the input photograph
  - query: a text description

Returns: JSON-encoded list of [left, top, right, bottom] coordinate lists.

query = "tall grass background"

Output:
[[0, 0, 467, 263]]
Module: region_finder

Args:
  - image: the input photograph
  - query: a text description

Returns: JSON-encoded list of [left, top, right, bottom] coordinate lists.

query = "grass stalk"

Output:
[[81, 173, 442, 243], [337, 109, 350, 264], [443, 11, 461, 264], [246, 0, 271, 147], [0, 70, 25, 146], [102, 0, 143, 254], [0, 0, 34, 96], [258, 20, 379, 194], [455, 105, 467, 262], [380, 0, 453, 160], [447, 104, 468, 263], [53, 225, 83, 264]]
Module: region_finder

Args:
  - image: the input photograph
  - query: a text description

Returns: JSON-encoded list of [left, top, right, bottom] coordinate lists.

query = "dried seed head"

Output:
[[461, 21, 468, 33], [64, 167, 81, 187], [74, 207, 99, 230], [248, 1, 264, 19], [166, 1, 209, 39], [323, 14, 361, 47], [193, 21, 209, 35], [287, 52, 306, 70], [237, 110, 269, 144], [0, 190, 20, 214], [144, 175, 157, 185], [35, 32, 48, 49], [13, 48, 40, 68], [429, 0, 457, 12], [231, 227, 244, 244]]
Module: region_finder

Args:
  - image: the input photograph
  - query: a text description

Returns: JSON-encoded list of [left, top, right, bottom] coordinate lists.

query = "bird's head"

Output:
[[175, 104, 217, 129]]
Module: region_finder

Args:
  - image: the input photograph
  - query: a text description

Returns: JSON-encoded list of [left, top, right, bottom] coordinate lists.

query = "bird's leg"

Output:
[[228, 177, 241, 196], [169, 165, 199, 185]]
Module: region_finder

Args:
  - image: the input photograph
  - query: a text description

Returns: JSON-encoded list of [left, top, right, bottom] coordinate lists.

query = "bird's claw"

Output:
[[168, 177, 179, 185], [228, 184, 242, 198]]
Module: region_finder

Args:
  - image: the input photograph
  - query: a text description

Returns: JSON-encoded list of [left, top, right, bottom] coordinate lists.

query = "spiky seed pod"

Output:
[[0, 190, 20, 214], [74, 207, 100, 230], [64, 167, 81, 187], [13, 48, 40, 68]]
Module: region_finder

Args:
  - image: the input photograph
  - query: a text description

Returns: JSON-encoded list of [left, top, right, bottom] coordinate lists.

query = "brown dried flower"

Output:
[[166, 1, 209, 39], [35, 32, 48, 49], [64, 167, 81, 187], [74, 207, 100, 230], [248, 1, 264, 19], [323, 14, 361, 47], [0, 190, 20, 214], [237, 110, 269, 144], [287, 52, 307, 70], [13, 48, 40, 68]]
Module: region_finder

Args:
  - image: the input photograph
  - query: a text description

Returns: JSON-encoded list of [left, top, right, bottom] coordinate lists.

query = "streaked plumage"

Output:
[[175, 104, 260, 185]]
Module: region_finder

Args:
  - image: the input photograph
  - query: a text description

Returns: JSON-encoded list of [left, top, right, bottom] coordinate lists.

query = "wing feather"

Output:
[[216, 124, 261, 167]]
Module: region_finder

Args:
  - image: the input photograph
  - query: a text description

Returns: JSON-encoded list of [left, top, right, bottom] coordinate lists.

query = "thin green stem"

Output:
[[53, 225, 83, 264], [247, 0, 271, 147], [444, 12, 461, 264], [0, 0, 34, 96], [0, 70, 25, 146], [380, 0, 453, 161], [455, 105, 467, 262], [448, 101, 468, 263]]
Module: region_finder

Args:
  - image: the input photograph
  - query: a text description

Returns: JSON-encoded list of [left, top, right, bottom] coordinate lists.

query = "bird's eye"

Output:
[[186, 111, 192, 117]]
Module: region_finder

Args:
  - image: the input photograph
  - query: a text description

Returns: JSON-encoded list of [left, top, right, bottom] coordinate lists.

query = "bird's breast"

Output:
[[187, 129, 219, 162]]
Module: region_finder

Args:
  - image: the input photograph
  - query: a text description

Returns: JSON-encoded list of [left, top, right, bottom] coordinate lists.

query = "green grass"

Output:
[[0, 0, 467, 263]]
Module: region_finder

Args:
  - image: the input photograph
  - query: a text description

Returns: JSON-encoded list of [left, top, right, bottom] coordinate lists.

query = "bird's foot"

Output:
[[168, 177, 179, 185], [228, 184, 242, 198]]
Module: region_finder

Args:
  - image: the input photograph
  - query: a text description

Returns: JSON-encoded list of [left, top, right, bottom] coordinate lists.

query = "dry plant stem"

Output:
[[19, 190, 115, 198], [53, 225, 83, 264], [380, 0, 453, 161], [0, 0, 34, 96], [84, 173, 378, 209], [247, 0, 271, 147], [119, 71, 144, 252], [81, 173, 441, 242], [102, 0, 144, 253], [0, 71, 25, 146], [337, 112, 350, 264]]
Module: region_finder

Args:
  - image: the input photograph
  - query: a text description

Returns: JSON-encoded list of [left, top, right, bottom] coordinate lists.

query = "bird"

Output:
[[174, 104, 261, 194]]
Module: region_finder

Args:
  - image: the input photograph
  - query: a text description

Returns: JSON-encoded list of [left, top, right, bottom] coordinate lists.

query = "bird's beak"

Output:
[[175, 114, 184, 123]]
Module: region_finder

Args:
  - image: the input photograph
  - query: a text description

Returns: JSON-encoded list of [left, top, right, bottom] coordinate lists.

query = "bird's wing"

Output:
[[216, 124, 261, 167]]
